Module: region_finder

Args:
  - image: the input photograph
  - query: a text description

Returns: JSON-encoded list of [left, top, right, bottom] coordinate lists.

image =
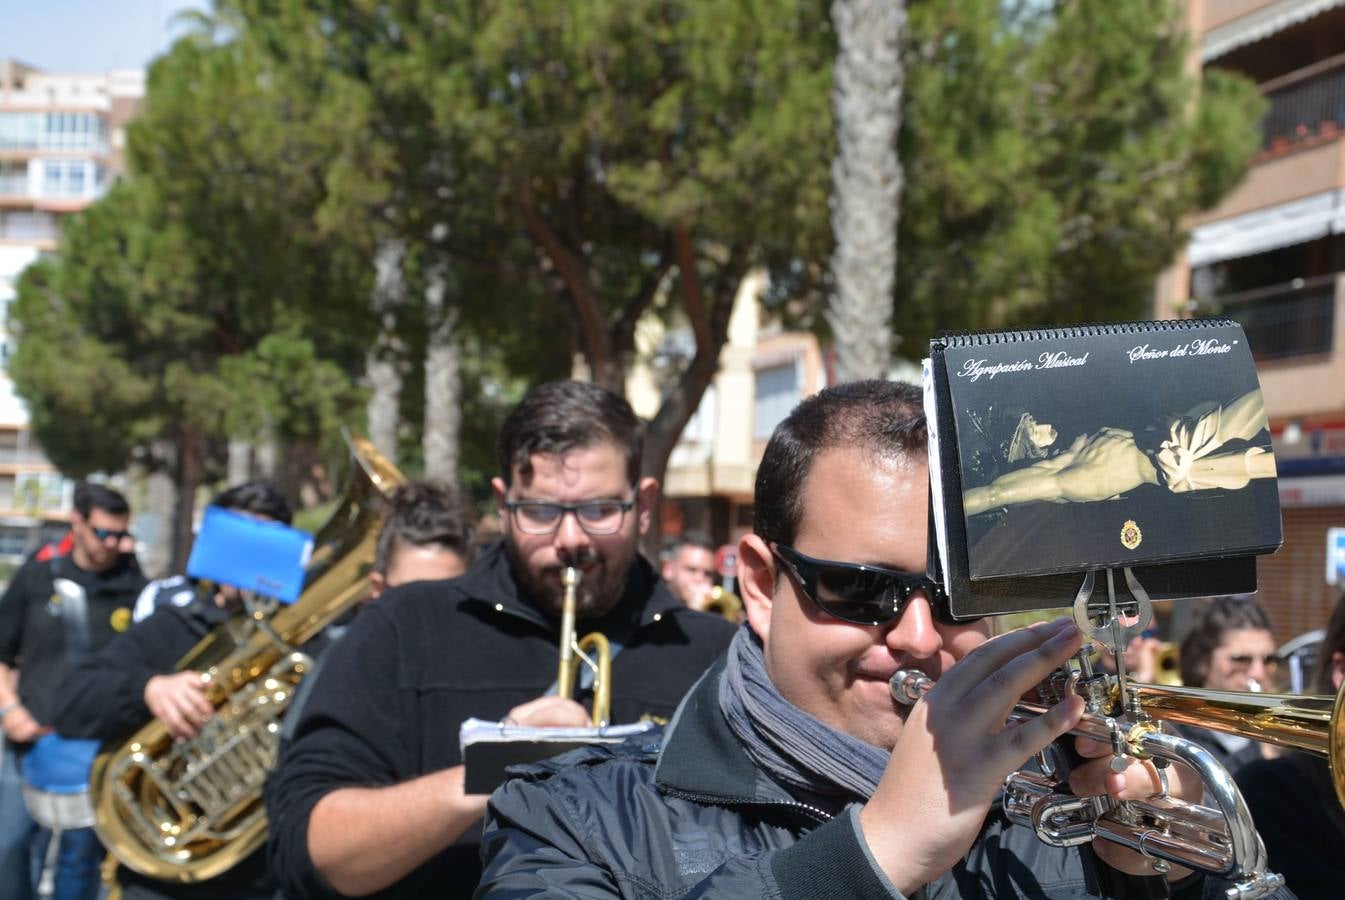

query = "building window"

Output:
[[40, 112, 105, 151], [16, 472, 65, 512], [0, 113, 42, 150], [36, 159, 97, 198], [0, 163, 26, 196], [1, 211, 58, 241], [755, 360, 801, 440]]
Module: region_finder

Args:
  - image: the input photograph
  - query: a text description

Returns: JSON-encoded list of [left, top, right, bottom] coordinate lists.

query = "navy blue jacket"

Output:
[[479, 656, 1294, 900]]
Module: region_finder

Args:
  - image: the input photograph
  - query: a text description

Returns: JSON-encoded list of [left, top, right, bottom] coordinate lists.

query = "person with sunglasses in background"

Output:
[[0, 482, 146, 900], [266, 380, 735, 899], [49, 481, 293, 900], [1171, 595, 1281, 777], [476, 381, 1281, 900]]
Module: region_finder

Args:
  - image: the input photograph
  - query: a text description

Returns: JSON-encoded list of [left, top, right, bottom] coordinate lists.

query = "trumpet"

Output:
[[1153, 642, 1182, 686], [555, 566, 612, 726], [891, 645, 1345, 900], [702, 585, 743, 622]]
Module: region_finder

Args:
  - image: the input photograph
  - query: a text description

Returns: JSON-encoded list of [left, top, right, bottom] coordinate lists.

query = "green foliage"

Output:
[[7, 23, 371, 480], [889, 0, 1263, 355], [8, 0, 1262, 497]]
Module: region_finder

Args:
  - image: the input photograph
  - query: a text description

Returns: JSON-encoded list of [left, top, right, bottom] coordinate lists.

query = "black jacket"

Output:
[[0, 553, 146, 728], [51, 599, 275, 899], [1235, 752, 1345, 900], [479, 656, 1293, 900], [265, 541, 737, 899]]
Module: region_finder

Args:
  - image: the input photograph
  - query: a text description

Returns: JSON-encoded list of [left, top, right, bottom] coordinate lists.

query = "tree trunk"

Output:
[[140, 450, 177, 579], [641, 259, 751, 554], [171, 428, 205, 574], [423, 270, 463, 484], [827, 0, 905, 382], [518, 197, 622, 391], [226, 439, 251, 485], [366, 240, 406, 460]]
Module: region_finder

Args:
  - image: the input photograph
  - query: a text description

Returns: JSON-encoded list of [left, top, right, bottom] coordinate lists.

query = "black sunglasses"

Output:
[[771, 543, 960, 626], [91, 526, 132, 542]]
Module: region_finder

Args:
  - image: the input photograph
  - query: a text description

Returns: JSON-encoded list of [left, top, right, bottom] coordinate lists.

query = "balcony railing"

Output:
[[1208, 275, 1336, 361], [1260, 56, 1345, 153], [0, 447, 55, 466]]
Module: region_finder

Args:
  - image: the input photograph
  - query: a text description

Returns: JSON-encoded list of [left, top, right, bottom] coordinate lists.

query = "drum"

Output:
[[20, 734, 99, 830]]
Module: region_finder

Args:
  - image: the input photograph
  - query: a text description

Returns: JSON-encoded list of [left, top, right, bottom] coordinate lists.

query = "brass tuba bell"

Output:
[[89, 434, 405, 881]]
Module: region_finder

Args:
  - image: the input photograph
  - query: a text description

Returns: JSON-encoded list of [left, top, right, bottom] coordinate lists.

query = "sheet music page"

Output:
[[922, 358, 952, 594], [459, 717, 655, 751]]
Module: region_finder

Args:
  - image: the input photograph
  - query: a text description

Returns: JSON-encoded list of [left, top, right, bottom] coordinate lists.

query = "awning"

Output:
[[1203, 0, 1345, 61], [1187, 188, 1345, 267]]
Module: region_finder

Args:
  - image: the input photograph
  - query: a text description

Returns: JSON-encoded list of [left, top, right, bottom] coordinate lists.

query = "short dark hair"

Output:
[[210, 481, 293, 525], [73, 482, 129, 518], [665, 530, 716, 560], [1178, 595, 1275, 688], [374, 481, 476, 575], [1311, 592, 1345, 695], [495, 380, 644, 488], [753, 380, 926, 547]]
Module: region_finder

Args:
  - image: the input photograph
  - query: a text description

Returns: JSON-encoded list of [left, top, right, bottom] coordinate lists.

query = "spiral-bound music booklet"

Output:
[[924, 319, 1282, 619]]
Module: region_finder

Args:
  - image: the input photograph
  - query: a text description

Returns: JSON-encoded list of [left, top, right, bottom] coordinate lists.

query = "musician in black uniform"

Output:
[[49, 481, 292, 900], [52, 479, 477, 900], [0, 483, 145, 900], [265, 380, 737, 899]]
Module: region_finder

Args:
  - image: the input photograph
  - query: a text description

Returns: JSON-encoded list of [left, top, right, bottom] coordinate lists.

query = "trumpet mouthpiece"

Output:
[[890, 669, 933, 706], [562, 566, 581, 588]]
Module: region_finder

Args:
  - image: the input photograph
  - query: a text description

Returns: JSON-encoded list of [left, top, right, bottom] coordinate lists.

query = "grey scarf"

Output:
[[718, 625, 889, 800]]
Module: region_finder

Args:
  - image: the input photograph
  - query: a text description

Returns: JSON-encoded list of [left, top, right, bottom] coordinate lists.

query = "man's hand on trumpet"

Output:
[[1070, 736, 1200, 879], [860, 618, 1088, 893]]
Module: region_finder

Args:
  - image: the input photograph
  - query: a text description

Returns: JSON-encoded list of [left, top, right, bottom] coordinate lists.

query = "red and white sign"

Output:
[[715, 544, 738, 579]]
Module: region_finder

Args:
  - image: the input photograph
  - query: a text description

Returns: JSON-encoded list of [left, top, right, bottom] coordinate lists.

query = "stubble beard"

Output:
[[505, 537, 633, 621]]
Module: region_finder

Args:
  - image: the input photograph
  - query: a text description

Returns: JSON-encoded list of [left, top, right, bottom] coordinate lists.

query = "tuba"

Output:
[[555, 566, 612, 727], [89, 434, 405, 881]]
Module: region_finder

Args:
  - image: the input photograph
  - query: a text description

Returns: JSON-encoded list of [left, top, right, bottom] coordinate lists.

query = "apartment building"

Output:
[[1155, 0, 1345, 641], [0, 60, 143, 559]]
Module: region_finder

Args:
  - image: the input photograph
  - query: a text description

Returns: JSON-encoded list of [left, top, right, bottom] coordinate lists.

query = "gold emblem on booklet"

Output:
[[1120, 520, 1142, 551]]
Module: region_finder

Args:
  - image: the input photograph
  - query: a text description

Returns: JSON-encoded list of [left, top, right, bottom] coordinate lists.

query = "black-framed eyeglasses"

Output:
[[91, 526, 132, 542], [771, 543, 955, 626], [504, 499, 635, 536]]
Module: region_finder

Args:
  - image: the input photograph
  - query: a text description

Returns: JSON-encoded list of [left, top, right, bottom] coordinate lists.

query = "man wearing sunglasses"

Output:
[[0, 482, 146, 900], [267, 380, 735, 899], [49, 481, 295, 900], [476, 381, 1269, 899]]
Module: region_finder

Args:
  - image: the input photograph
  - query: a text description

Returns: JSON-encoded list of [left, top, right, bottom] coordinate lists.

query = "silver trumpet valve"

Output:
[[887, 664, 1288, 900]]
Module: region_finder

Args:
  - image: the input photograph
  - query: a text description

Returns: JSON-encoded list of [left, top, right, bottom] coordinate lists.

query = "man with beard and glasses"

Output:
[[266, 380, 736, 899], [476, 381, 1285, 900]]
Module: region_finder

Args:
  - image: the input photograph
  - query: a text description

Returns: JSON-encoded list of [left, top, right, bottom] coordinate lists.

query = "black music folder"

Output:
[[460, 718, 656, 794], [924, 319, 1282, 620]]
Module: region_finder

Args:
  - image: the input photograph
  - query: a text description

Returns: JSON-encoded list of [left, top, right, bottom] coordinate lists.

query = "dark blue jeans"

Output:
[[0, 741, 102, 900]]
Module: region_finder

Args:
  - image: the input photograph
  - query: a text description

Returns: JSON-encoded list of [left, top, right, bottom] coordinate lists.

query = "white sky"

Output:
[[0, 0, 209, 73]]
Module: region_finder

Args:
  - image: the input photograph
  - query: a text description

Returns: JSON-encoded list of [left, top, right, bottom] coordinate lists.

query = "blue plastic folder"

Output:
[[186, 506, 313, 604]]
